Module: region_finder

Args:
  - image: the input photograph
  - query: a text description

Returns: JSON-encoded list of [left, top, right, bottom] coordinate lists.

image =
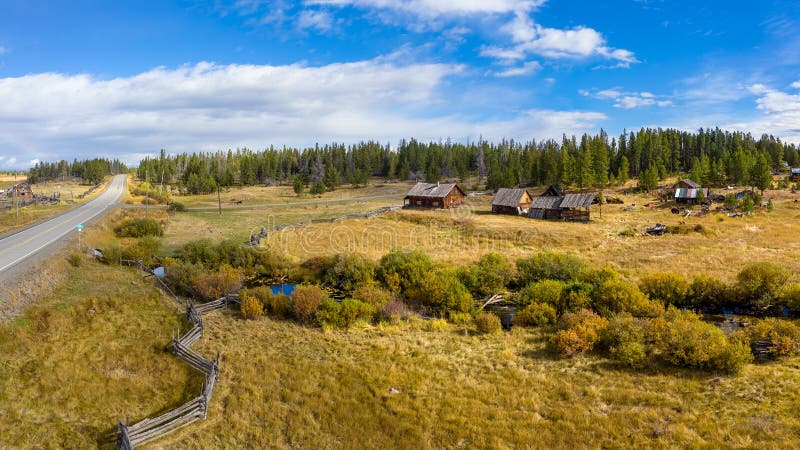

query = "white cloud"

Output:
[[297, 9, 334, 32], [494, 61, 541, 77], [0, 59, 606, 167], [305, 0, 545, 18], [790, 81, 800, 89], [720, 83, 800, 144], [581, 88, 672, 109]]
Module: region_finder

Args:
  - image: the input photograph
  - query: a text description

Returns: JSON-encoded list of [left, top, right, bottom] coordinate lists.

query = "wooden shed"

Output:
[[559, 193, 596, 222], [404, 182, 466, 209], [673, 179, 708, 204], [528, 196, 563, 220], [491, 188, 533, 215], [791, 168, 800, 182]]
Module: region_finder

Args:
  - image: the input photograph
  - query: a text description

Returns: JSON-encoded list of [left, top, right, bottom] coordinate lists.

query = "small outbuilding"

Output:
[[674, 179, 709, 204], [791, 168, 800, 181], [404, 182, 466, 209], [528, 186, 596, 222], [491, 188, 533, 215]]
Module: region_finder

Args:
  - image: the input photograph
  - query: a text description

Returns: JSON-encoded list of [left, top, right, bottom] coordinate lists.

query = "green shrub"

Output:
[[689, 275, 730, 309], [600, 315, 648, 368], [512, 279, 565, 311], [743, 318, 800, 357], [475, 312, 502, 334], [735, 262, 790, 308], [552, 309, 608, 357], [267, 294, 293, 319], [657, 309, 752, 373], [114, 218, 164, 237], [639, 272, 690, 307], [380, 300, 415, 323], [162, 258, 202, 296], [460, 253, 515, 297], [352, 284, 394, 308], [316, 299, 377, 329], [190, 264, 243, 301], [513, 302, 557, 327], [291, 285, 326, 324], [121, 236, 161, 266], [67, 252, 83, 267], [168, 201, 186, 212], [101, 244, 123, 265], [516, 252, 585, 285], [240, 292, 264, 320], [782, 283, 800, 311], [377, 248, 433, 294], [407, 268, 473, 316], [324, 253, 375, 293], [593, 279, 661, 317]]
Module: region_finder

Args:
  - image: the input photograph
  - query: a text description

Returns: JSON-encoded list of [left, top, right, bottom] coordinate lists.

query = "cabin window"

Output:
[[433, 201, 439, 207]]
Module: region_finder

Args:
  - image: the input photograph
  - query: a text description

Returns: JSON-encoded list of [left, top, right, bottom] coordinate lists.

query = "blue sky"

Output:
[[1, 0, 799, 168]]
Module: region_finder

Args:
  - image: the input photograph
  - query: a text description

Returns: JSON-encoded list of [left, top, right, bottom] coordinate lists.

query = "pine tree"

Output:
[[617, 155, 629, 185], [293, 176, 304, 196], [750, 153, 772, 194]]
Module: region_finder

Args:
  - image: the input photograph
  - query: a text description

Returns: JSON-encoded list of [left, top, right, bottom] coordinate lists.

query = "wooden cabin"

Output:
[[6, 182, 34, 201], [791, 168, 800, 182], [673, 179, 708, 204], [491, 188, 532, 215], [528, 186, 596, 222], [403, 182, 466, 209]]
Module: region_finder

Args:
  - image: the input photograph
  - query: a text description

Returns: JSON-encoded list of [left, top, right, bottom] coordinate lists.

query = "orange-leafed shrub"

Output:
[[191, 264, 243, 301], [291, 285, 327, 324]]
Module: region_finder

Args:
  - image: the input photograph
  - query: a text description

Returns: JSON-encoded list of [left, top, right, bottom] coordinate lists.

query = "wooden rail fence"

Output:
[[116, 293, 240, 449]]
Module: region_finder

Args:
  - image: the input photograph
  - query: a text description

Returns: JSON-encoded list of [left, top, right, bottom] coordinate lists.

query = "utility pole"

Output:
[[145, 167, 149, 218], [217, 184, 222, 216]]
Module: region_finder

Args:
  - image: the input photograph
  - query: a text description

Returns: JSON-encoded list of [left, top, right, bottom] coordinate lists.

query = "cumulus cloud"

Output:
[[491, 13, 638, 67], [494, 61, 541, 77], [717, 83, 800, 144], [297, 9, 334, 31], [0, 59, 606, 167], [580, 88, 672, 109]]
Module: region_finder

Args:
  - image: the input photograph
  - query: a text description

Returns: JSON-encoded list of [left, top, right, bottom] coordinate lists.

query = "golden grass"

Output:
[[0, 262, 193, 448], [146, 316, 800, 449], [266, 188, 800, 282]]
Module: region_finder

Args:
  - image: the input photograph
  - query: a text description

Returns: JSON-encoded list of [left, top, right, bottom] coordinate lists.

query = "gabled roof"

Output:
[[491, 188, 531, 207], [542, 185, 562, 197], [791, 168, 800, 174], [405, 182, 463, 198], [529, 196, 563, 210], [560, 193, 596, 209], [677, 179, 701, 188]]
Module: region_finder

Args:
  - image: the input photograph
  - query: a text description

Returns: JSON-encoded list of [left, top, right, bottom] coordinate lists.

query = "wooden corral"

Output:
[[491, 188, 532, 215], [403, 182, 465, 209]]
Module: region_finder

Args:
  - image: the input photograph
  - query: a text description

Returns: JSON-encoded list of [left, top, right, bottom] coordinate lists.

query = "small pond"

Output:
[[271, 284, 296, 297]]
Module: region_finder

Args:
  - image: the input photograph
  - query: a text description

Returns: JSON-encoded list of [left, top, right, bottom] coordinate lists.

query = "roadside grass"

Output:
[[152, 316, 800, 448], [0, 262, 193, 448]]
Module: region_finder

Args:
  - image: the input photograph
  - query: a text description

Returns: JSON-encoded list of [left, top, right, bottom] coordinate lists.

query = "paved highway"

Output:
[[0, 174, 127, 275]]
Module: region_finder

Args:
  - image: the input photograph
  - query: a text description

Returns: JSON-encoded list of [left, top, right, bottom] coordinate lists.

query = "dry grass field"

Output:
[[3, 179, 800, 448], [0, 176, 112, 235], [261, 185, 800, 282]]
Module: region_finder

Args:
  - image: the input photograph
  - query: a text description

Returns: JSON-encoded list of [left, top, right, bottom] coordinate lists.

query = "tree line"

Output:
[[28, 158, 128, 184], [132, 128, 798, 195]]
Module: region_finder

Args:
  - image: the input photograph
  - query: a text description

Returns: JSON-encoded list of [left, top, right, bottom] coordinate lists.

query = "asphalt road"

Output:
[[0, 174, 127, 277]]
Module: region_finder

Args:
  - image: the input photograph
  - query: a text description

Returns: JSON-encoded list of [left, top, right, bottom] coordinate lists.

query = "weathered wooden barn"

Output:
[[528, 186, 596, 222], [403, 182, 466, 209], [6, 182, 34, 201], [491, 188, 533, 215], [674, 179, 709, 204]]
